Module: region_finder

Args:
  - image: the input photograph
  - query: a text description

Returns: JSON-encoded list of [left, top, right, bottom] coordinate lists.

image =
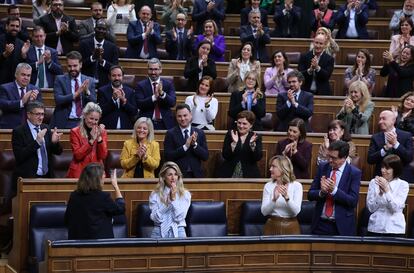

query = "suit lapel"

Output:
[[337, 163, 350, 190], [12, 83, 20, 100]]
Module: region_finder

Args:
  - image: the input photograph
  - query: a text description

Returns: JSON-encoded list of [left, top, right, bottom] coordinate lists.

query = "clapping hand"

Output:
[[323, 134, 330, 148], [36, 128, 47, 144], [4, 43, 14, 57], [51, 127, 62, 143], [287, 89, 296, 103], [310, 56, 318, 70], [385, 131, 397, 147], [382, 50, 393, 63], [278, 184, 289, 200], [201, 54, 208, 67], [231, 129, 239, 143], [375, 176, 389, 194], [250, 132, 257, 144]]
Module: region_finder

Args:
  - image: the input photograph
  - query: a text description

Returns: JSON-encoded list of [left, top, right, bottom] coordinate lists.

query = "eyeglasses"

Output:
[[52, 3, 63, 7], [30, 112, 45, 117]]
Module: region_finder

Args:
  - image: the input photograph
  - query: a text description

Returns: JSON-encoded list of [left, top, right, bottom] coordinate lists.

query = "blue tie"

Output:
[[38, 49, 45, 88], [34, 127, 48, 175], [247, 92, 253, 111]]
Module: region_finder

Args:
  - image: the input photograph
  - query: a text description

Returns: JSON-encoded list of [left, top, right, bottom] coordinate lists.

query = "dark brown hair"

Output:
[[237, 110, 256, 125], [288, 118, 306, 142], [327, 119, 352, 142], [76, 163, 104, 193], [381, 154, 403, 178]]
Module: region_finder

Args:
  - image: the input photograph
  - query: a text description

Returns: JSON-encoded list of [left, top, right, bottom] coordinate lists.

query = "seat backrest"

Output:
[[239, 201, 267, 236], [29, 203, 68, 272], [136, 203, 154, 238], [297, 201, 316, 235], [358, 207, 372, 236], [186, 201, 227, 237], [105, 150, 123, 177], [51, 151, 73, 178], [0, 151, 15, 214], [113, 214, 128, 238]]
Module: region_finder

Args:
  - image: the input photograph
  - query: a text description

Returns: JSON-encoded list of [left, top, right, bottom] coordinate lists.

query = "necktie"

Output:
[[184, 129, 189, 140], [153, 82, 161, 120], [20, 87, 25, 99], [37, 49, 45, 88], [74, 79, 82, 117], [178, 31, 184, 60], [325, 169, 336, 217], [143, 23, 149, 54], [34, 127, 49, 175], [253, 28, 257, 34], [97, 43, 102, 48], [247, 91, 253, 111]]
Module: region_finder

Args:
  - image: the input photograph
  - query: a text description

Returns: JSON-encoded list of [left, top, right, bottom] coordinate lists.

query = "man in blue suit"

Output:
[[192, 0, 225, 35], [165, 13, 193, 61], [240, 10, 271, 63], [335, 0, 369, 39], [98, 65, 137, 129], [26, 26, 63, 88], [135, 58, 176, 130], [276, 70, 314, 132], [164, 103, 209, 178], [79, 19, 119, 88], [309, 140, 362, 236], [0, 63, 42, 129], [51, 51, 96, 129], [125, 5, 161, 59], [367, 110, 413, 183]]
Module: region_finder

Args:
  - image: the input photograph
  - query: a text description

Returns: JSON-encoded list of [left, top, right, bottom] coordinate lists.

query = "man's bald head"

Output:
[[378, 110, 396, 132]]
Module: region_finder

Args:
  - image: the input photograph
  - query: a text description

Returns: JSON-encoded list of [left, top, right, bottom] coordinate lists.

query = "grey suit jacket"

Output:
[[78, 17, 116, 43]]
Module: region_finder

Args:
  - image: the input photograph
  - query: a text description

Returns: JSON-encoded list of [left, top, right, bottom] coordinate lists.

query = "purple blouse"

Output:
[[194, 34, 226, 62]]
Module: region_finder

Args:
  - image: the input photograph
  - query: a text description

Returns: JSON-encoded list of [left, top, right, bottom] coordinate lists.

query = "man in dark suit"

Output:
[[240, 10, 271, 63], [36, 0, 79, 55], [0, 5, 30, 41], [241, 0, 268, 27], [335, 0, 369, 39], [192, 0, 225, 35], [165, 13, 193, 61], [0, 17, 29, 84], [98, 65, 137, 129], [367, 110, 413, 182], [311, 0, 336, 34], [164, 103, 209, 178], [51, 51, 96, 129], [276, 70, 313, 132], [79, 19, 119, 88], [78, 2, 116, 43], [272, 0, 301, 38], [0, 63, 42, 129], [308, 140, 362, 236], [298, 34, 334, 95], [125, 5, 162, 59], [11, 101, 62, 195], [26, 26, 63, 89], [135, 58, 176, 130]]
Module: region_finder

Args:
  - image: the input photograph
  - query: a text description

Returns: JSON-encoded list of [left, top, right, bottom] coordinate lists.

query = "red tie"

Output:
[[143, 24, 149, 54], [325, 169, 336, 218], [153, 82, 161, 120], [74, 79, 82, 117]]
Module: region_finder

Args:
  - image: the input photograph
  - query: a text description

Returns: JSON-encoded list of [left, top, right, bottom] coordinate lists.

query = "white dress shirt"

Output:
[[261, 180, 303, 217]]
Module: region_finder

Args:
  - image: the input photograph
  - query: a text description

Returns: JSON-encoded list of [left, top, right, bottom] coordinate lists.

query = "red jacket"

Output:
[[66, 126, 108, 178]]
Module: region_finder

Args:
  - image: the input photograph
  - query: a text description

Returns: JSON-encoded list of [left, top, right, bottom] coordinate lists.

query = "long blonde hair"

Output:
[[349, 80, 371, 112], [269, 155, 296, 184], [153, 162, 186, 204]]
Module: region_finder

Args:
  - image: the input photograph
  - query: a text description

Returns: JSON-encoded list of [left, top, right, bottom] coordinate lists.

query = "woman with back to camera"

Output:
[[264, 50, 293, 96], [366, 155, 409, 237], [67, 102, 108, 178], [275, 118, 312, 179], [261, 155, 303, 235], [149, 161, 191, 238], [336, 80, 374, 135], [227, 42, 261, 93], [65, 163, 125, 239], [185, 76, 218, 130], [344, 49, 376, 94], [391, 91, 414, 135], [120, 117, 160, 178], [317, 119, 357, 165]]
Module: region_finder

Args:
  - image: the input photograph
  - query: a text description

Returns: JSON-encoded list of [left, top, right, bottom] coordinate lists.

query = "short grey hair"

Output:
[[147, 58, 162, 68], [132, 117, 155, 142], [15, 63, 32, 77]]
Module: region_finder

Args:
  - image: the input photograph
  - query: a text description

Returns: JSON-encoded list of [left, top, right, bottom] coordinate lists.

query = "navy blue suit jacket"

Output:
[[192, 0, 225, 35], [367, 129, 413, 182], [0, 82, 42, 129], [240, 25, 270, 63], [308, 162, 362, 236], [97, 84, 137, 129], [26, 46, 63, 87], [51, 74, 96, 129], [135, 78, 176, 129], [335, 4, 369, 39], [240, 7, 268, 27], [276, 90, 314, 132], [125, 21, 162, 59], [272, 5, 301, 38], [164, 126, 209, 178], [165, 29, 193, 60]]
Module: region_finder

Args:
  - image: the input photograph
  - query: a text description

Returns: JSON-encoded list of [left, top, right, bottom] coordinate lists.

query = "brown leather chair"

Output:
[[105, 150, 123, 177], [122, 74, 136, 88], [286, 51, 301, 64], [261, 112, 275, 131], [346, 53, 374, 65], [52, 151, 73, 178], [173, 76, 189, 91], [212, 77, 229, 93]]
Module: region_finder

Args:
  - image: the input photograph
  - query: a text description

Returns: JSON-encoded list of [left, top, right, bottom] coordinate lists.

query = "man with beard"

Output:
[[0, 5, 30, 42], [135, 58, 176, 130], [97, 65, 137, 129], [79, 19, 119, 88], [51, 51, 96, 129], [390, 0, 414, 35], [78, 2, 116, 43], [36, 0, 79, 55], [0, 17, 30, 84], [26, 26, 63, 89]]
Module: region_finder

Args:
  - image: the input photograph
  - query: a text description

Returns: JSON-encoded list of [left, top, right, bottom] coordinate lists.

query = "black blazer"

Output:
[[0, 34, 24, 84], [37, 13, 79, 55], [298, 51, 334, 95], [240, 7, 268, 27], [11, 123, 63, 193], [218, 130, 263, 178], [239, 25, 271, 63], [65, 190, 125, 239], [79, 37, 119, 88], [97, 83, 137, 129], [228, 89, 266, 131], [165, 29, 193, 60], [272, 5, 301, 38], [380, 61, 414, 98], [164, 126, 209, 178], [184, 56, 217, 91]]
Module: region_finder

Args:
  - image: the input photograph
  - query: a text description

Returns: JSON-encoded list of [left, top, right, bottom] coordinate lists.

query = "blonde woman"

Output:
[[107, 0, 137, 34], [120, 118, 160, 178], [336, 81, 375, 135], [149, 162, 191, 238], [261, 155, 303, 235], [310, 26, 339, 57]]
